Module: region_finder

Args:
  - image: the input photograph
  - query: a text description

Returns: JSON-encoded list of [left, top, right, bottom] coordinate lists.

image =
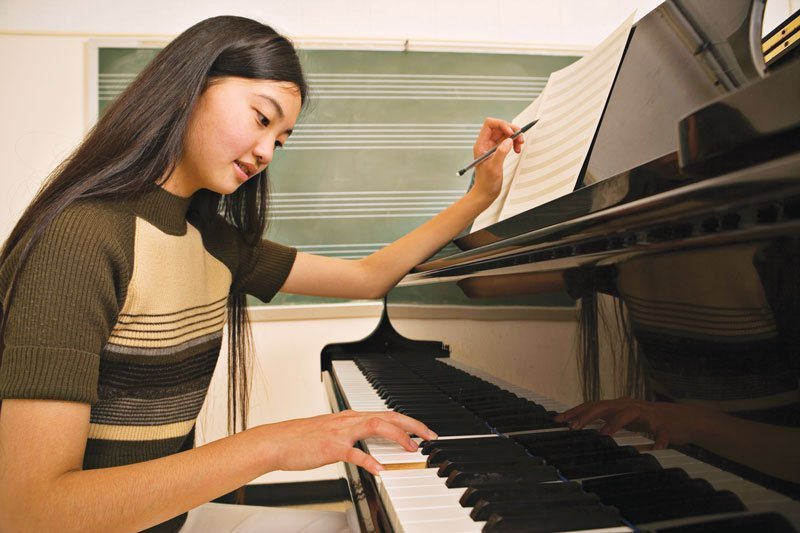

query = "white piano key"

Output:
[[379, 468, 440, 479], [401, 517, 483, 533], [396, 505, 477, 523], [387, 485, 469, 499], [391, 493, 467, 509]]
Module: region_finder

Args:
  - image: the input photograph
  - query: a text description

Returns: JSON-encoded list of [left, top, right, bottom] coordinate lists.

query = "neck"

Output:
[[159, 167, 197, 198]]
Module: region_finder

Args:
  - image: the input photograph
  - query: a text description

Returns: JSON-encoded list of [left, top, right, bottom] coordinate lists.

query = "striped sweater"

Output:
[[609, 244, 798, 424], [0, 186, 296, 531]]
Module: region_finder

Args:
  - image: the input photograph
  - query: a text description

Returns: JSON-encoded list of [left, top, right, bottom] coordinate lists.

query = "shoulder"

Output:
[[44, 198, 134, 253], [23, 197, 136, 281], [55, 197, 132, 234]]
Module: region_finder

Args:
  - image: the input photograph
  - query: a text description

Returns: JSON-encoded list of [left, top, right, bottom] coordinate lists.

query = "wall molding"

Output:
[[248, 302, 577, 322], [0, 30, 590, 55]]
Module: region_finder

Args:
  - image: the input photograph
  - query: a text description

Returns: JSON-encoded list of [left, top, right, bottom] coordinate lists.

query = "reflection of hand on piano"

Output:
[[555, 399, 706, 449], [556, 399, 800, 483], [260, 410, 437, 476]]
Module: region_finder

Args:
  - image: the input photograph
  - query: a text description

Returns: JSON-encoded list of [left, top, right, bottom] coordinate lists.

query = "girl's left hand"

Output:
[[470, 117, 524, 203]]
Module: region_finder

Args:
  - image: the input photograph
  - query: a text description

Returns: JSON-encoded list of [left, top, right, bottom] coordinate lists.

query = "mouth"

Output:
[[234, 160, 257, 181]]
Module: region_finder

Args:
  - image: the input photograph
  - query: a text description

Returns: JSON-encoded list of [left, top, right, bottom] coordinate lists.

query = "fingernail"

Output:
[[411, 441, 419, 450], [428, 431, 438, 440]]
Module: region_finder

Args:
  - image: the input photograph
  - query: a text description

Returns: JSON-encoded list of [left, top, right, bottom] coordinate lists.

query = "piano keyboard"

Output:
[[331, 357, 800, 532]]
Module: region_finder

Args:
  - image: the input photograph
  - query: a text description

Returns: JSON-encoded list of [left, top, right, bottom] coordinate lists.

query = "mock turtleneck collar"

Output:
[[132, 185, 192, 235]]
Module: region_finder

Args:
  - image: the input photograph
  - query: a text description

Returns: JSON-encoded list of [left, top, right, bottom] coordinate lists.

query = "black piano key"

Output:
[[597, 478, 715, 508], [386, 398, 451, 409], [420, 437, 514, 455], [471, 495, 603, 521], [490, 420, 565, 433], [545, 445, 638, 468], [559, 453, 662, 479], [446, 467, 560, 488], [465, 395, 530, 405], [425, 442, 525, 455], [484, 412, 552, 427], [481, 506, 625, 532], [399, 407, 477, 416], [421, 422, 492, 436], [654, 512, 796, 532], [459, 481, 583, 507], [519, 437, 620, 458], [581, 467, 692, 494], [512, 428, 599, 443], [438, 459, 548, 478], [472, 405, 547, 418], [621, 490, 745, 524], [427, 447, 531, 467]]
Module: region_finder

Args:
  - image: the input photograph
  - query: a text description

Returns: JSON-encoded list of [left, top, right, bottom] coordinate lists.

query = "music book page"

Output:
[[471, 94, 543, 232], [471, 12, 635, 230]]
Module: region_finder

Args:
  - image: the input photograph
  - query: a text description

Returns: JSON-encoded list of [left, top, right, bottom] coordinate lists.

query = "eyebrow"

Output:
[[256, 94, 293, 136]]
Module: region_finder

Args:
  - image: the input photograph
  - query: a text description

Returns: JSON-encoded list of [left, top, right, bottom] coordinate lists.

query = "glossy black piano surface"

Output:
[[322, 1, 800, 531]]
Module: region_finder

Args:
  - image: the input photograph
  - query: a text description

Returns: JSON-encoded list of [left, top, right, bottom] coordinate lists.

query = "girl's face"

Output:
[[165, 76, 301, 197]]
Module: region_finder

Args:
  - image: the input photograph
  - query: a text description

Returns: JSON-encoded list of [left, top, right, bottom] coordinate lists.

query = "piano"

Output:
[[321, 1, 800, 531]]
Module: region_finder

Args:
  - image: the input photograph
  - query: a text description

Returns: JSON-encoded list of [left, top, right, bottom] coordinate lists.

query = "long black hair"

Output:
[[0, 16, 308, 434]]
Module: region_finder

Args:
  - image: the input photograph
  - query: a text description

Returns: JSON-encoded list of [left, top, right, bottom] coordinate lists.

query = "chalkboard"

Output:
[[96, 46, 579, 306]]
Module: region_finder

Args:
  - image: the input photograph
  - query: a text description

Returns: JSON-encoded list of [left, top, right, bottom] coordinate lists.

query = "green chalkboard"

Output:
[[96, 46, 578, 306]]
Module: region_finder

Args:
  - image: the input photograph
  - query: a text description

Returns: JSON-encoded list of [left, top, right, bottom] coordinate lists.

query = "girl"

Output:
[[0, 15, 522, 532]]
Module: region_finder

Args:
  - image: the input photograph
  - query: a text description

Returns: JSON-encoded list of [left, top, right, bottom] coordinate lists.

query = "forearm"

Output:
[[687, 410, 800, 483], [360, 189, 493, 296], [4, 425, 274, 533]]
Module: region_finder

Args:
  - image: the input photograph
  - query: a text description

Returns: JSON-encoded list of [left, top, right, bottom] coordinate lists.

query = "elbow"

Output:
[[365, 288, 389, 300], [356, 258, 395, 300], [359, 282, 389, 301]]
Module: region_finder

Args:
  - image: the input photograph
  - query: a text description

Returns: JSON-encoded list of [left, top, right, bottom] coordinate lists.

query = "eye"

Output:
[[274, 140, 284, 149], [257, 112, 270, 127]]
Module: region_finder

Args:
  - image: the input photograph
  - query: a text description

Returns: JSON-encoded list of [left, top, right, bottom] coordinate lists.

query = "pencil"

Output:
[[456, 119, 539, 176]]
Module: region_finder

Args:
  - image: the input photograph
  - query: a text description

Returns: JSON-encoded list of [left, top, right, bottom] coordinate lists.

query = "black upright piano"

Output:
[[322, 1, 800, 531]]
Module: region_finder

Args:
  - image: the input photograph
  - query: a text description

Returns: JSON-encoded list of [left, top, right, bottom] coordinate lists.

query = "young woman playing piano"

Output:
[[0, 16, 523, 532]]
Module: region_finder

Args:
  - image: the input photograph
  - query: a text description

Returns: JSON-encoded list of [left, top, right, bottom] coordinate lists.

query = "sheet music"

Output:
[[471, 94, 543, 232], [475, 13, 635, 226]]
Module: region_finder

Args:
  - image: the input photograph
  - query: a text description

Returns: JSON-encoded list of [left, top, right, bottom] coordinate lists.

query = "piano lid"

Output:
[[456, 0, 770, 251]]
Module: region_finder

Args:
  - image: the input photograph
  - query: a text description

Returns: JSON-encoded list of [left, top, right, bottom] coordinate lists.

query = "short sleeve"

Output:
[[0, 206, 127, 404], [190, 214, 297, 303], [234, 239, 297, 302]]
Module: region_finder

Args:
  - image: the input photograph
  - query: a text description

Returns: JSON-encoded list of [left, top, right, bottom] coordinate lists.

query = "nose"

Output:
[[253, 135, 275, 168]]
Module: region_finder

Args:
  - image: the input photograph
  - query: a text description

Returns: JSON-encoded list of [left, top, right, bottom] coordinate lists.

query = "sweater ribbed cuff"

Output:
[[0, 346, 99, 404]]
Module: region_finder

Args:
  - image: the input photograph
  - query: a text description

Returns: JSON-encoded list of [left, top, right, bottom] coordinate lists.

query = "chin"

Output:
[[206, 181, 243, 196]]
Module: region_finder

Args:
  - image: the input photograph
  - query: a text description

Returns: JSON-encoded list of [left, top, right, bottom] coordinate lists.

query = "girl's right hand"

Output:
[[259, 410, 437, 475], [554, 398, 705, 449]]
